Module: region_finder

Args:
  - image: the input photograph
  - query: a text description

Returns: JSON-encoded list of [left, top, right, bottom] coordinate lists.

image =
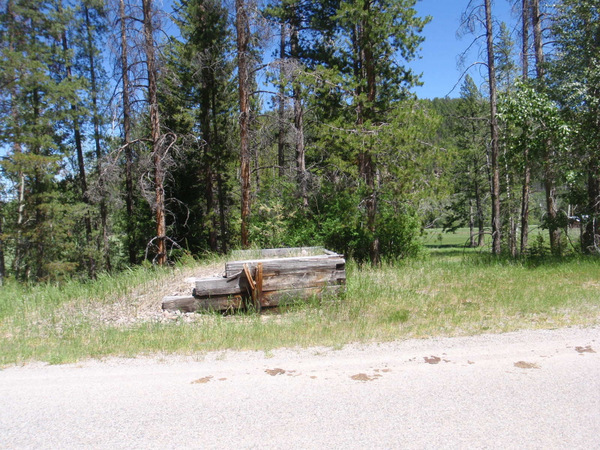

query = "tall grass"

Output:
[[1, 239, 599, 365]]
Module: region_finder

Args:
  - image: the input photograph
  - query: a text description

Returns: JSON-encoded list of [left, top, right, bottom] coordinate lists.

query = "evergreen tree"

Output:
[[305, 0, 429, 263], [0, 0, 83, 280], [444, 76, 489, 247], [165, 0, 236, 254], [550, 0, 600, 253]]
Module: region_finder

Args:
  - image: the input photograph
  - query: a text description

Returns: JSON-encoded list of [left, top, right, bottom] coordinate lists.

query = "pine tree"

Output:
[[550, 0, 600, 253], [446, 75, 489, 247], [0, 0, 83, 280], [166, 0, 236, 254], [306, 0, 429, 263]]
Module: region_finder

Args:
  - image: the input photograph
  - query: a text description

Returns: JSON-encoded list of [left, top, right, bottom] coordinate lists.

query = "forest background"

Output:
[[0, 0, 599, 283]]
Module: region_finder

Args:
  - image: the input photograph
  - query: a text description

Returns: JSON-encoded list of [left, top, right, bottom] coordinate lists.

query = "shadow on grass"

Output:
[[427, 250, 473, 259], [425, 241, 598, 268]]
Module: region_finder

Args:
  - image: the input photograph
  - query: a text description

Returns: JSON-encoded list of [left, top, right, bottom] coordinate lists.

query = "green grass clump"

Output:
[[1, 235, 599, 366]]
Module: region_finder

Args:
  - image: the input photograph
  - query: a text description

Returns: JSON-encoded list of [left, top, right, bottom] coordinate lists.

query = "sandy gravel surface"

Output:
[[1, 326, 599, 449]]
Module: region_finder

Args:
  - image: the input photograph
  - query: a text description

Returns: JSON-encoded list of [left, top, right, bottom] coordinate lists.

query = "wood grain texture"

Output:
[[225, 255, 345, 277]]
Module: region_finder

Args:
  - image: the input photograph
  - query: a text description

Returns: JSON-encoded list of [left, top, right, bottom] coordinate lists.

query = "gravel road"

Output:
[[1, 326, 599, 449]]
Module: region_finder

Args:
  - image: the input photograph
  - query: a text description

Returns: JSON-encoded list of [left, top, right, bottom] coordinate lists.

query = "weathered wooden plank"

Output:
[[225, 254, 345, 277], [192, 276, 241, 297], [231, 246, 326, 259], [163, 284, 344, 312], [162, 295, 243, 313], [258, 269, 346, 292]]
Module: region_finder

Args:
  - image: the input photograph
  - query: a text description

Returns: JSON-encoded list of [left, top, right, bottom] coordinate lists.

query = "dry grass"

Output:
[[1, 250, 599, 365]]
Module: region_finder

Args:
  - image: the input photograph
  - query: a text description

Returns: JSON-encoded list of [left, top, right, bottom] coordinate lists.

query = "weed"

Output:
[[1, 234, 599, 365]]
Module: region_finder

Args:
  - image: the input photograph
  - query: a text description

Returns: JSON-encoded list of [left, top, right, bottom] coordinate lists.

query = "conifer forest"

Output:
[[0, 0, 599, 282]]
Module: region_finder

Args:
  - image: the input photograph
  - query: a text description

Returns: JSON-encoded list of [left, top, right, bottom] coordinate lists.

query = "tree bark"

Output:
[[356, 0, 380, 265], [200, 69, 218, 252], [290, 8, 308, 209], [142, 0, 167, 265], [582, 166, 600, 252], [485, 0, 502, 255], [532, 0, 561, 254], [210, 87, 228, 254], [85, 6, 111, 272], [0, 202, 5, 285], [519, 0, 531, 255], [120, 0, 136, 265], [476, 181, 485, 247], [278, 23, 286, 178], [236, 0, 251, 248], [62, 26, 96, 278]]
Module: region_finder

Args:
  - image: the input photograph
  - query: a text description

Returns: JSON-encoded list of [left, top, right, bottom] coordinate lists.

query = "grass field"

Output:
[[1, 231, 599, 365]]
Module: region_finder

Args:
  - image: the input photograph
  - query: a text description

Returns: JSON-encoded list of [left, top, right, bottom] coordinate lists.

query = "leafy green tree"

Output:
[[549, 0, 600, 253], [495, 21, 520, 256], [499, 80, 570, 248], [304, 0, 430, 263]]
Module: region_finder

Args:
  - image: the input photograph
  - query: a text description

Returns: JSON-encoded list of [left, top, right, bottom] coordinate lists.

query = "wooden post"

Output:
[[254, 262, 263, 312]]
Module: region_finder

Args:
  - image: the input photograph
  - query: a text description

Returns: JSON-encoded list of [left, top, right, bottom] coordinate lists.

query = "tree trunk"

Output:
[[85, 6, 111, 272], [485, 0, 502, 255], [142, 0, 167, 265], [582, 167, 600, 253], [217, 172, 228, 253], [0, 202, 5, 285], [290, 10, 307, 209], [469, 200, 476, 247], [120, 0, 136, 265], [200, 71, 218, 252], [532, 0, 561, 254], [522, 0, 530, 78], [62, 27, 96, 278], [520, 158, 531, 253], [278, 23, 286, 178], [236, 0, 251, 248], [474, 177, 485, 247], [355, 0, 380, 265], [519, 0, 531, 255], [210, 87, 228, 254]]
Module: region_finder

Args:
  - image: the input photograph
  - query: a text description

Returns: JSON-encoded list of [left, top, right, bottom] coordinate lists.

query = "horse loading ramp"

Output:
[[162, 247, 346, 313]]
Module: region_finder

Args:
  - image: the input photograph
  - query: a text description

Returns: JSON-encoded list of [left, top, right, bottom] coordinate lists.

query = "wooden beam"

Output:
[[162, 284, 344, 312], [231, 246, 327, 259], [162, 295, 243, 312], [226, 254, 345, 277], [192, 276, 241, 297]]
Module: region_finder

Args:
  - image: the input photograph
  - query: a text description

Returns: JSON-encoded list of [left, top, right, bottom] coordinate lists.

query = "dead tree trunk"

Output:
[[120, 0, 136, 265], [485, 0, 502, 255], [142, 0, 167, 265], [236, 0, 251, 248]]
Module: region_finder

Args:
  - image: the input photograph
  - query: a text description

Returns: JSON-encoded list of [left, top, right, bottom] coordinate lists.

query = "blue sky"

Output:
[[411, 0, 516, 99]]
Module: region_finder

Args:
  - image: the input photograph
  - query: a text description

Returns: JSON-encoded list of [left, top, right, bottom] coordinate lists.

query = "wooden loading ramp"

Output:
[[162, 247, 346, 313]]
